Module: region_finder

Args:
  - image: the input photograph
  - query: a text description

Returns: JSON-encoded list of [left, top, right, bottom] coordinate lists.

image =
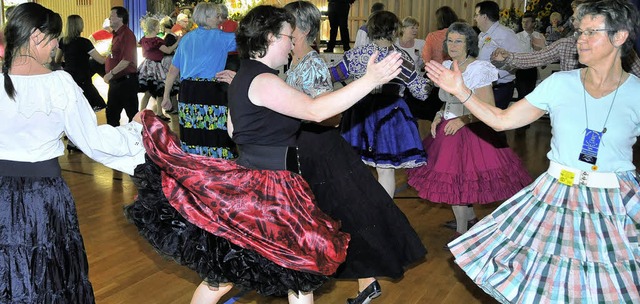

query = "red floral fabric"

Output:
[[140, 111, 350, 275]]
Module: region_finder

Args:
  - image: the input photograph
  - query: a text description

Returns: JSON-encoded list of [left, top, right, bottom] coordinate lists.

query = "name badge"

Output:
[[558, 169, 575, 186], [578, 128, 601, 165]]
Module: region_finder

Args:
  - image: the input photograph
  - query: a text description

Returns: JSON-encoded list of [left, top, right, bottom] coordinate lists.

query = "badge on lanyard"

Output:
[[578, 128, 602, 165]]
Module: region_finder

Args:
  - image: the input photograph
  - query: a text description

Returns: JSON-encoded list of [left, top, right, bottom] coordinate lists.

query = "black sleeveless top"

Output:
[[229, 59, 300, 147]]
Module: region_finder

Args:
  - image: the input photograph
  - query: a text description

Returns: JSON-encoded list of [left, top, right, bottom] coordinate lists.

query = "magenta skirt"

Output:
[[407, 119, 532, 205]]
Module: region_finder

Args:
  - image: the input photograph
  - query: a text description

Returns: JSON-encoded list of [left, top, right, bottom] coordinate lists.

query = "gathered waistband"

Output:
[[0, 158, 61, 177], [547, 161, 619, 188], [236, 144, 299, 173]]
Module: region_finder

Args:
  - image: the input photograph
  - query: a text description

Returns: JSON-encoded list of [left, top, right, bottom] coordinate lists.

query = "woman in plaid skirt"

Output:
[[425, 0, 640, 302]]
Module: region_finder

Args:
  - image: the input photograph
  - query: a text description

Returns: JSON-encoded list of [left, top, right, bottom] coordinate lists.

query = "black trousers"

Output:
[[515, 68, 538, 99], [106, 74, 138, 127], [492, 81, 515, 110], [75, 76, 106, 109], [326, 1, 351, 51]]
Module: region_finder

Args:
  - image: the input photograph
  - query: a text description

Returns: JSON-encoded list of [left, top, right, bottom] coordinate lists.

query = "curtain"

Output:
[[123, 0, 147, 41]]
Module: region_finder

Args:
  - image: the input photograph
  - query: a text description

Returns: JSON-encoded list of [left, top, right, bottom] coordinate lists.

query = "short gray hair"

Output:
[[192, 2, 219, 28], [576, 0, 639, 57], [218, 3, 229, 19], [284, 1, 321, 45]]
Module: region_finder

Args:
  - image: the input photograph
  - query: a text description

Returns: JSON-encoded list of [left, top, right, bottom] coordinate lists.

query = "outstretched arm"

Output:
[[425, 60, 545, 131]]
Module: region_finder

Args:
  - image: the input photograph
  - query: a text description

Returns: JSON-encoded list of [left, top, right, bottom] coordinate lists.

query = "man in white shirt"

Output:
[[515, 12, 544, 100], [474, 1, 524, 109]]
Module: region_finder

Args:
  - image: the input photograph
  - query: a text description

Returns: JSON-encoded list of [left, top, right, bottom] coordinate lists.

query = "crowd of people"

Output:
[[1, 0, 640, 304]]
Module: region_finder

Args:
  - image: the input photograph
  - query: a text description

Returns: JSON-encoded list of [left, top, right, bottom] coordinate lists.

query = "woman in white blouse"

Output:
[[0, 3, 144, 303], [396, 16, 425, 75], [406, 22, 531, 245]]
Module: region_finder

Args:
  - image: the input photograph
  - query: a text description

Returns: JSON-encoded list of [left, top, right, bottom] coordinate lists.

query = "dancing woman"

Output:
[[1, 3, 145, 302], [125, 4, 404, 304], [406, 22, 531, 245], [330, 10, 433, 198], [284, 2, 426, 303], [425, 0, 640, 302]]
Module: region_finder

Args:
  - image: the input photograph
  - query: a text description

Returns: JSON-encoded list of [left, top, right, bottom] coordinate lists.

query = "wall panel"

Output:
[[262, 0, 520, 42], [36, 0, 113, 38]]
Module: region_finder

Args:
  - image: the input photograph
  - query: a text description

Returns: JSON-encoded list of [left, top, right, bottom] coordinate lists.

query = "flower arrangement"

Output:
[[524, 0, 573, 32], [499, 3, 523, 32], [173, 0, 263, 21]]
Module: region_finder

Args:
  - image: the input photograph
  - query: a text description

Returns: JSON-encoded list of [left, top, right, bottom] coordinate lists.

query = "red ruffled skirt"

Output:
[[125, 111, 349, 296]]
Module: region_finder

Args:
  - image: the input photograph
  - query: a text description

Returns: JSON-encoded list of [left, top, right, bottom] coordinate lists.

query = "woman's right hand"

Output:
[[431, 115, 441, 138], [363, 51, 402, 86]]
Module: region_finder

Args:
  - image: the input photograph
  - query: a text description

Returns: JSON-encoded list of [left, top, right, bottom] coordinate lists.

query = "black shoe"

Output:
[[346, 281, 381, 304], [443, 218, 478, 230], [157, 115, 171, 122], [323, 48, 334, 53]]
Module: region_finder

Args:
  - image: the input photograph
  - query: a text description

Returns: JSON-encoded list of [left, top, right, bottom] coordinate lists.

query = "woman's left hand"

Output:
[[216, 70, 236, 84], [443, 118, 465, 136]]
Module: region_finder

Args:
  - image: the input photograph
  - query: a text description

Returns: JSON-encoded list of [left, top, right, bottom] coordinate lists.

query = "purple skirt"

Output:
[[407, 119, 532, 204]]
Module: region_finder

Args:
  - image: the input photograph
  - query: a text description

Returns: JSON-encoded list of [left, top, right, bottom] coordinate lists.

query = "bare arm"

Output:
[[426, 60, 545, 131], [250, 51, 402, 122], [103, 59, 131, 83], [88, 49, 105, 64], [163, 65, 180, 101], [227, 110, 234, 138], [159, 43, 178, 54]]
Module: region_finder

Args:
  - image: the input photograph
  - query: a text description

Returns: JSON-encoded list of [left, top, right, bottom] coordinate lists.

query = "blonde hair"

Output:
[[62, 14, 83, 45], [402, 16, 419, 28], [550, 12, 562, 23], [144, 17, 160, 34]]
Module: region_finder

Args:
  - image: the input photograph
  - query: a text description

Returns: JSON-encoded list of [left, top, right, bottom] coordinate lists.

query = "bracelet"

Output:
[[461, 90, 473, 104]]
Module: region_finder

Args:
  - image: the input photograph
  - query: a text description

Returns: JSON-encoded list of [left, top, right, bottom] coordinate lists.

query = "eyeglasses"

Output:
[[279, 33, 295, 40], [573, 28, 615, 38]]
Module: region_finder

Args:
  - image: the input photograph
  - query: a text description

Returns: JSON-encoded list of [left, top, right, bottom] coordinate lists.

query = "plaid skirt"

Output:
[[449, 171, 640, 303]]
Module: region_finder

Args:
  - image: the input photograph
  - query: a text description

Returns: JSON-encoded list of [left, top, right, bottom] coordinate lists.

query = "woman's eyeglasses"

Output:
[[573, 28, 615, 38]]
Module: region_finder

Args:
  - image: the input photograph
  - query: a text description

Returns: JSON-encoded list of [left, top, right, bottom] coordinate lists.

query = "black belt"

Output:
[[111, 73, 137, 83], [236, 144, 299, 173], [0, 158, 61, 177]]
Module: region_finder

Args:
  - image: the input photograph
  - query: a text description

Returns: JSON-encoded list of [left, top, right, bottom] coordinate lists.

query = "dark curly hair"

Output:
[[3, 3, 62, 100], [443, 22, 480, 58], [366, 10, 399, 42], [236, 5, 295, 59]]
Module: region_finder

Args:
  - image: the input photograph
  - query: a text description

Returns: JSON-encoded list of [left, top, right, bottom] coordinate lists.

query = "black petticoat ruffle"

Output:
[[124, 157, 327, 297]]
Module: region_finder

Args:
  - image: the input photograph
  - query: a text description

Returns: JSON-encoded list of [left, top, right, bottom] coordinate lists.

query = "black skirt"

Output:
[[0, 159, 95, 303], [297, 124, 427, 279]]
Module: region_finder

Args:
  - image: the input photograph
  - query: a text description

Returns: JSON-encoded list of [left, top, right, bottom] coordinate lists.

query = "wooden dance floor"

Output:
[[63, 112, 632, 303]]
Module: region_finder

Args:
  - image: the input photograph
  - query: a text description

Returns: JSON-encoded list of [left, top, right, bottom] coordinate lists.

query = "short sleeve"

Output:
[[464, 61, 499, 90], [442, 60, 498, 91], [80, 38, 95, 54], [525, 72, 559, 112]]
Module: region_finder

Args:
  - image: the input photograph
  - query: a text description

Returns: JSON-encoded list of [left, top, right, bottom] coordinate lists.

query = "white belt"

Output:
[[547, 161, 619, 188]]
